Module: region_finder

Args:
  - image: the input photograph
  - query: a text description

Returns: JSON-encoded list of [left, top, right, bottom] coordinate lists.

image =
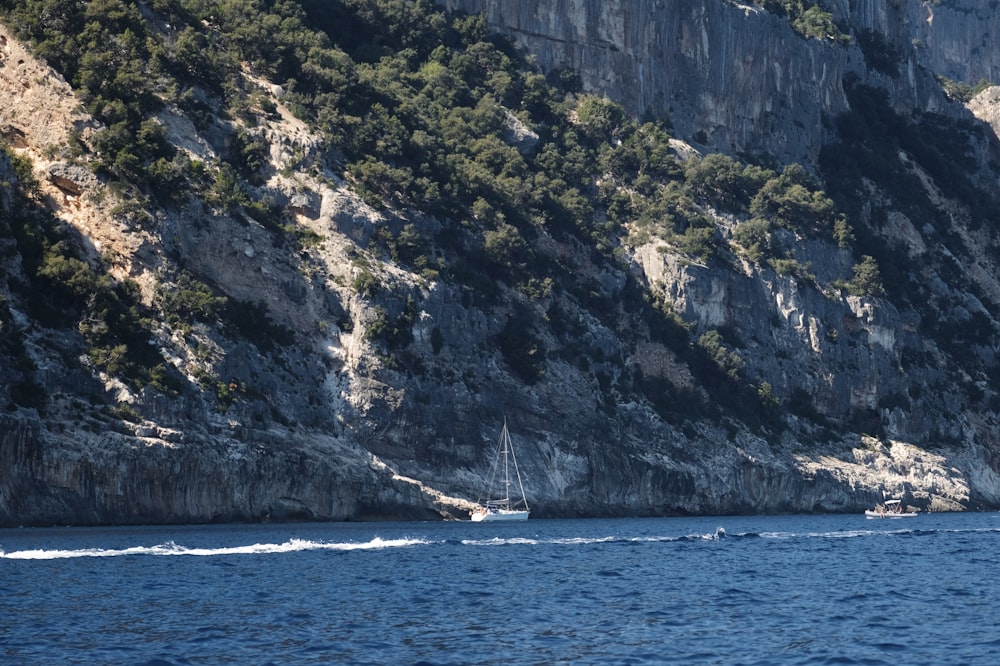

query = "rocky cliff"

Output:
[[444, 0, 996, 164], [2, 1, 1000, 526]]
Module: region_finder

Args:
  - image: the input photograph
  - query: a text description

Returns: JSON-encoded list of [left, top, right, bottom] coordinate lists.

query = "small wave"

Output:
[[464, 529, 762, 547], [460, 536, 540, 546], [0, 536, 429, 560], [551, 535, 619, 545], [624, 535, 684, 544], [763, 524, 1000, 541], [461, 534, 705, 547], [761, 528, 891, 540], [14, 521, 994, 560], [676, 526, 744, 542]]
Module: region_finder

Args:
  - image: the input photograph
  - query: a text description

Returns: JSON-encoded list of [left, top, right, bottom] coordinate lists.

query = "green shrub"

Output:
[[935, 76, 991, 103], [157, 272, 226, 324], [685, 153, 771, 213], [758, 1, 849, 43], [847, 255, 885, 296], [483, 222, 529, 272], [2, 146, 40, 199], [352, 268, 379, 297], [732, 218, 774, 261], [673, 225, 715, 262], [770, 257, 814, 282], [364, 296, 416, 352], [750, 165, 840, 238], [574, 95, 626, 145], [697, 330, 744, 381]]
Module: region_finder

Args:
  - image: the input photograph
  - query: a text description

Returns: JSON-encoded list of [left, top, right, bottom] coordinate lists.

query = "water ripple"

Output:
[[2, 514, 999, 663]]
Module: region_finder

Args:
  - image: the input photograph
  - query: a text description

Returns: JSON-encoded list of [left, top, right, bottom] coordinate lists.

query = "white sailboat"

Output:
[[470, 419, 530, 522]]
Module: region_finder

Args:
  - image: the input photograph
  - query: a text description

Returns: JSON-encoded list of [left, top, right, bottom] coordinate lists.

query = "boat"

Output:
[[865, 499, 918, 519], [470, 419, 530, 522]]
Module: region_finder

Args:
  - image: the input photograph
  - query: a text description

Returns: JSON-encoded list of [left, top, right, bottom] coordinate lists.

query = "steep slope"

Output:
[[441, 0, 1000, 468], [0, 19, 469, 523], [444, 0, 1000, 165], [2, 0, 1000, 526]]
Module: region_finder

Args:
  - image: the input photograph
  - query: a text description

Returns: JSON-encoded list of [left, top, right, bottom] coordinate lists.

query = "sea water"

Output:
[[2, 513, 999, 664]]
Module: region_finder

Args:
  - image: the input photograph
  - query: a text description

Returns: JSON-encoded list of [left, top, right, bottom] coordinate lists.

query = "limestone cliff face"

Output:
[[440, 0, 1000, 434], [444, 0, 992, 164], [445, 0, 843, 164], [897, 0, 1000, 84], [425, 0, 1000, 511], [3, 4, 1000, 527]]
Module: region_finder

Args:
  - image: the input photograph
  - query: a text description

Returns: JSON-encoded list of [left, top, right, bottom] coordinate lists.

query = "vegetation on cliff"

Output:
[[2, 0, 1000, 523], [756, 0, 849, 43], [1, 0, 880, 432]]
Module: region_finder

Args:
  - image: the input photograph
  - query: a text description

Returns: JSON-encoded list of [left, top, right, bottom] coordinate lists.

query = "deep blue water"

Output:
[[2, 513, 999, 664]]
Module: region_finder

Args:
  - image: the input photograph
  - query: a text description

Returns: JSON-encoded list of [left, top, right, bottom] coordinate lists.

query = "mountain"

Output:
[[2, 0, 999, 525], [445, 0, 1000, 165]]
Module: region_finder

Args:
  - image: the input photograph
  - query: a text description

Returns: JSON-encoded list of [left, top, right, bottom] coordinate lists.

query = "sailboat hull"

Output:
[[470, 508, 529, 522]]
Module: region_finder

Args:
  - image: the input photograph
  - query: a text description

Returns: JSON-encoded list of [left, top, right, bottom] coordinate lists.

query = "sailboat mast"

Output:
[[502, 419, 511, 508], [506, 424, 528, 511]]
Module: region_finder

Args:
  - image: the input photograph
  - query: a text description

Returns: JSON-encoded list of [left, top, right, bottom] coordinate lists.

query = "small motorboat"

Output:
[[865, 499, 918, 519]]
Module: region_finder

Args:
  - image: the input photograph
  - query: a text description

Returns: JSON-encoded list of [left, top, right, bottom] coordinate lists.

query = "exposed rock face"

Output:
[[969, 85, 1000, 136], [3, 5, 1000, 527], [48, 163, 97, 198], [444, 0, 990, 165], [0, 416, 463, 524], [899, 0, 1000, 84], [445, 0, 840, 164]]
